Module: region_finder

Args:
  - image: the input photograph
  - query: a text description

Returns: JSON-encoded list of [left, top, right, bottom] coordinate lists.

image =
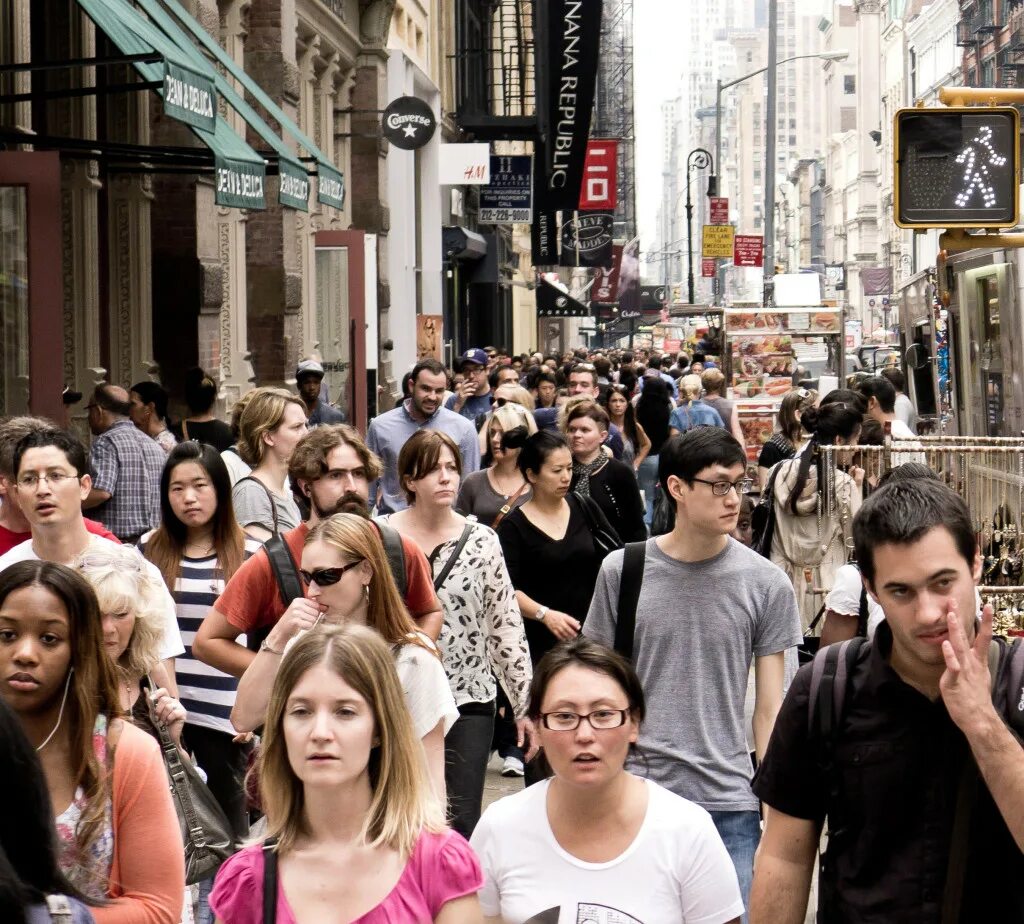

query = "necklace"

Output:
[[491, 468, 525, 499]]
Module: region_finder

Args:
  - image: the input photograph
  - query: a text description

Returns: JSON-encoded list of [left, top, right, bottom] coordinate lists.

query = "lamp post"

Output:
[[686, 148, 716, 305]]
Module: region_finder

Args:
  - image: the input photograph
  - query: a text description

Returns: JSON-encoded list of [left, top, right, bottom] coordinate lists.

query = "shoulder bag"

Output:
[[431, 523, 474, 593], [491, 482, 530, 530], [576, 493, 623, 556], [751, 463, 784, 558], [142, 676, 235, 884]]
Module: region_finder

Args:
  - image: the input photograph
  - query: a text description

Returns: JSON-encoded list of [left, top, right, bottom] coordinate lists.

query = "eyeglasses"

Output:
[[16, 471, 81, 490], [689, 477, 754, 497], [299, 560, 364, 587], [78, 551, 143, 572], [540, 709, 630, 731]]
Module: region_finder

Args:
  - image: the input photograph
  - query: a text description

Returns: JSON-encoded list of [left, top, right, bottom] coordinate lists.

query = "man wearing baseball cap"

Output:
[[445, 347, 494, 421], [296, 359, 346, 427]]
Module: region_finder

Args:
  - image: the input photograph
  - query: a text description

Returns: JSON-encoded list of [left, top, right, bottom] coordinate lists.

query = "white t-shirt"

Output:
[[0, 535, 185, 661], [824, 564, 885, 638], [471, 777, 744, 924]]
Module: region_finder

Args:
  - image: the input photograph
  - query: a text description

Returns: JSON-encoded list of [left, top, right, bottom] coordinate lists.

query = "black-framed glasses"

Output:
[[16, 471, 81, 490], [690, 477, 754, 497], [540, 709, 630, 731], [299, 560, 364, 586]]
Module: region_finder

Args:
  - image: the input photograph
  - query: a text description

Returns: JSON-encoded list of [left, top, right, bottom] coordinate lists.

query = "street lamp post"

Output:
[[685, 148, 716, 305]]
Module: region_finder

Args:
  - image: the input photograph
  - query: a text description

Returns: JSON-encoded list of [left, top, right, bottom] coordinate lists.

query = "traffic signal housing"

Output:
[[894, 106, 1020, 229]]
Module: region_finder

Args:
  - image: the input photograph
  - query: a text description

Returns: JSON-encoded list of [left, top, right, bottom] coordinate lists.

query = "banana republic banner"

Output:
[[537, 0, 604, 211]]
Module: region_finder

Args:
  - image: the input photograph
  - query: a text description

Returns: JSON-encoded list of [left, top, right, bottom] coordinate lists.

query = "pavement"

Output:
[[482, 751, 526, 810]]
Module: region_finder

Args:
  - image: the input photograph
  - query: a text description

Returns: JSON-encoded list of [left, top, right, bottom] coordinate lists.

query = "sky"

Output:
[[634, 2, 690, 259]]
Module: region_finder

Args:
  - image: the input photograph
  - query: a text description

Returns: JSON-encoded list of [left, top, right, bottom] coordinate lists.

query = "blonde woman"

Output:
[[210, 626, 482, 922], [669, 374, 725, 435], [230, 514, 457, 797], [232, 387, 308, 541], [460, 402, 537, 528]]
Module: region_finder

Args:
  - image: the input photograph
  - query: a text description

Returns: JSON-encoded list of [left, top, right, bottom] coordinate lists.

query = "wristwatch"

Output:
[[535, 606, 549, 622], [260, 637, 283, 656]]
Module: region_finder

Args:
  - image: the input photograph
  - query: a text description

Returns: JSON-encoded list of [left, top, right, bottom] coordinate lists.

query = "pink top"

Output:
[[210, 829, 482, 923]]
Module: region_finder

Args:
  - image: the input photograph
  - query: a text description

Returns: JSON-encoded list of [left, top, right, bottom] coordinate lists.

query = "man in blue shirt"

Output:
[[446, 347, 493, 420], [296, 359, 346, 426], [368, 358, 480, 513]]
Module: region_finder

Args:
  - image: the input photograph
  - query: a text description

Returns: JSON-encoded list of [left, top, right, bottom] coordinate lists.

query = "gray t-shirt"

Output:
[[584, 537, 802, 812], [232, 477, 302, 535]]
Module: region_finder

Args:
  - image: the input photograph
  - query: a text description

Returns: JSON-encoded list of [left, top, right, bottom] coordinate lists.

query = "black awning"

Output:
[[536, 278, 589, 318]]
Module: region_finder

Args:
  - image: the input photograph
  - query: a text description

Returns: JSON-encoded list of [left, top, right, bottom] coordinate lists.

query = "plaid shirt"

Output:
[[89, 419, 164, 540]]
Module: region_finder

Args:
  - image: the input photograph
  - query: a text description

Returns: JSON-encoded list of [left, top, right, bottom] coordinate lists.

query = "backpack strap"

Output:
[[262, 837, 279, 924], [238, 476, 281, 537], [614, 541, 647, 661], [264, 535, 304, 606], [375, 522, 408, 598], [808, 638, 868, 759]]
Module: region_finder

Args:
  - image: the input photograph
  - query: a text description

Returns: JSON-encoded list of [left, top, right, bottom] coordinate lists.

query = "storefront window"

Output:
[[315, 247, 352, 421], [0, 186, 30, 416]]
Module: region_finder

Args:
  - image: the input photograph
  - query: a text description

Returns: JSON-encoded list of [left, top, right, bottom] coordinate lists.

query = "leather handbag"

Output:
[[576, 494, 624, 556], [143, 676, 236, 884], [751, 463, 783, 558]]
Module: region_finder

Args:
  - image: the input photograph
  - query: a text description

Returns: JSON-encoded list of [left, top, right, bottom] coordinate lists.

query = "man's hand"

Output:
[[452, 378, 476, 411], [544, 609, 580, 641], [940, 600, 995, 734], [267, 597, 325, 651]]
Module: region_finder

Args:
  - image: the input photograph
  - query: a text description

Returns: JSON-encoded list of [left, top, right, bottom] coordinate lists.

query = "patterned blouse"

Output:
[[55, 714, 114, 901], [381, 518, 532, 716]]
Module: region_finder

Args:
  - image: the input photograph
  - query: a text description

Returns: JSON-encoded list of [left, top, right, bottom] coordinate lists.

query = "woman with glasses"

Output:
[[230, 513, 457, 798], [471, 638, 742, 924], [599, 386, 650, 473], [0, 561, 184, 922], [757, 389, 816, 490], [380, 430, 533, 837], [769, 402, 864, 633]]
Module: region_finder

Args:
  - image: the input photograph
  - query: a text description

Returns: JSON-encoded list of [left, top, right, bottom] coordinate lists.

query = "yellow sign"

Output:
[[702, 224, 735, 258]]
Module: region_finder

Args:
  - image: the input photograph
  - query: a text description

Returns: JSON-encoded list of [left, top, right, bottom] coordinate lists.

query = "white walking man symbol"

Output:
[[954, 125, 1006, 209]]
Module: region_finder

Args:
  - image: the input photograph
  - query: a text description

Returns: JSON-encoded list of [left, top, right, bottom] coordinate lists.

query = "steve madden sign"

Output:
[[382, 96, 437, 151], [215, 156, 266, 210], [162, 62, 216, 133]]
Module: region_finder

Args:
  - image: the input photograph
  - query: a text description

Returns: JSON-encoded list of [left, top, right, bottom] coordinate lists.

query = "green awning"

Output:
[[74, 0, 268, 210], [154, 0, 346, 211]]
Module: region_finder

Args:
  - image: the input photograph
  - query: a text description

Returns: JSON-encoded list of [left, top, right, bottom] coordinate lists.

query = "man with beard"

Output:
[[193, 425, 442, 679]]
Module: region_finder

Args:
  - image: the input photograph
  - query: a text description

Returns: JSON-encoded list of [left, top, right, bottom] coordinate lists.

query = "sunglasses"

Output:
[[299, 559, 364, 586]]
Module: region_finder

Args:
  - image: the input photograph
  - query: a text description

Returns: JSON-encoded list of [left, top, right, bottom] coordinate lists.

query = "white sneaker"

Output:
[[501, 756, 525, 777]]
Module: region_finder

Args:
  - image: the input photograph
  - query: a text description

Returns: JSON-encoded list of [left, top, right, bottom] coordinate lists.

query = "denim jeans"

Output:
[[637, 454, 659, 526], [708, 809, 761, 921], [445, 701, 496, 838]]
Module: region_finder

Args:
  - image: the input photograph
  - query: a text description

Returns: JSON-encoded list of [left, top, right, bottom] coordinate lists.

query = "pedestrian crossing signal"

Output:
[[894, 106, 1020, 229]]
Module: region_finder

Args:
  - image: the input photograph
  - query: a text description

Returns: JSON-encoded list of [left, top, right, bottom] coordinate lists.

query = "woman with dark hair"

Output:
[[0, 697, 95, 923], [0, 561, 184, 922], [563, 400, 646, 544], [769, 403, 864, 632], [142, 441, 261, 841], [129, 383, 176, 455], [173, 369, 234, 452], [634, 376, 673, 527], [757, 388, 817, 490], [471, 638, 742, 924], [600, 385, 650, 472], [380, 429, 533, 836]]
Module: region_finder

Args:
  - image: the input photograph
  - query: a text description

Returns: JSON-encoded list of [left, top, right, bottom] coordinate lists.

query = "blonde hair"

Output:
[[236, 387, 305, 466], [481, 402, 538, 457], [700, 368, 726, 396], [305, 514, 432, 653], [492, 384, 535, 411], [76, 545, 166, 680], [257, 625, 445, 856], [680, 373, 703, 403]]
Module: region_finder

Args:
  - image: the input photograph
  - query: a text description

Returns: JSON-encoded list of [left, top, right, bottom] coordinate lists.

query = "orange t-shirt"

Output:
[[215, 522, 438, 632]]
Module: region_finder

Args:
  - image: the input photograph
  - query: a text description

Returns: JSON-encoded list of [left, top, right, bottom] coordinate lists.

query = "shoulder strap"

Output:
[[433, 524, 474, 593], [262, 837, 278, 924], [264, 535, 304, 606], [808, 637, 868, 762], [614, 541, 647, 661], [375, 522, 408, 597], [491, 482, 529, 530], [182, 420, 190, 442], [239, 476, 280, 537]]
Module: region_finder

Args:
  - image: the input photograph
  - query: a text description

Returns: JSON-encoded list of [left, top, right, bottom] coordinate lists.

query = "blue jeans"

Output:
[[708, 810, 761, 921], [637, 454, 659, 526]]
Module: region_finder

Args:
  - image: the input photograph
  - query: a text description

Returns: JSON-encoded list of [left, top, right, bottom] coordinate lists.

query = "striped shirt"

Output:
[[142, 534, 261, 735]]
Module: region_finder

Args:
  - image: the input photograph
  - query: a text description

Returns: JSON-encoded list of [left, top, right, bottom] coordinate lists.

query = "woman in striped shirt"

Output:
[[142, 441, 261, 841]]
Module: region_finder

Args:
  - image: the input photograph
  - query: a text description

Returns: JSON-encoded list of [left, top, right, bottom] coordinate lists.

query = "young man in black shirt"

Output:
[[750, 479, 1024, 923]]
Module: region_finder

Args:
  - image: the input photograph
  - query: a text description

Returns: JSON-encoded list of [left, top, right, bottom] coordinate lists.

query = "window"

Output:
[[789, 119, 796, 129], [844, 75, 856, 94], [789, 135, 797, 145]]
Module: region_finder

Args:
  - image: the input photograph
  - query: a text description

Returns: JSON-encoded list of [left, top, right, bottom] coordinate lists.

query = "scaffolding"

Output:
[[594, 0, 636, 242]]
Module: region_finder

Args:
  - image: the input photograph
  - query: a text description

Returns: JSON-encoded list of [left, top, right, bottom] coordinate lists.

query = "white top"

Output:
[[824, 564, 885, 638], [471, 778, 744, 924], [0, 535, 185, 661]]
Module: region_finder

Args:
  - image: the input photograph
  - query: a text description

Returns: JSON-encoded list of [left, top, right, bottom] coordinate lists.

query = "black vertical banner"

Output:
[[537, 0, 604, 211], [531, 163, 559, 264]]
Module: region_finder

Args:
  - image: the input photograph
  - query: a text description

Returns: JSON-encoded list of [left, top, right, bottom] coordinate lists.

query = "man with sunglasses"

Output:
[[193, 424, 442, 681], [583, 427, 801, 910]]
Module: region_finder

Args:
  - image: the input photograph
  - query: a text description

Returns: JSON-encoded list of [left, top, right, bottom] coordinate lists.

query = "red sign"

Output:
[[701, 257, 716, 277], [709, 197, 729, 225], [663, 338, 681, 353], [734, 235, 764, 268], [579, 139, 618, 210]]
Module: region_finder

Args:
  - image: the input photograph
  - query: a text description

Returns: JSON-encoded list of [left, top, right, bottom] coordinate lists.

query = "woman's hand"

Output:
[[850, 465, 865, 487], [516, 717, 540, 762], [149, 686, 186, 747], [267, 597, 324, 651], [544, 610, 580, 641]]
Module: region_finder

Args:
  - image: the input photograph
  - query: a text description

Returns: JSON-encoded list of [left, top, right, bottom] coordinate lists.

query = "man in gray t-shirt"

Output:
[[584, 427, 801, 911]]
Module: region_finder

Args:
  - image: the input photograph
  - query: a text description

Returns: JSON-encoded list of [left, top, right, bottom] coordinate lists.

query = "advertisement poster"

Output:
[[416, 315, 442, 360], [480, 155, 533, 223]]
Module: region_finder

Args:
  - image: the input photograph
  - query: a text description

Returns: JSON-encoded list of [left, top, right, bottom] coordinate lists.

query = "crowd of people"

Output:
[[0, 345, 1021, 924]]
